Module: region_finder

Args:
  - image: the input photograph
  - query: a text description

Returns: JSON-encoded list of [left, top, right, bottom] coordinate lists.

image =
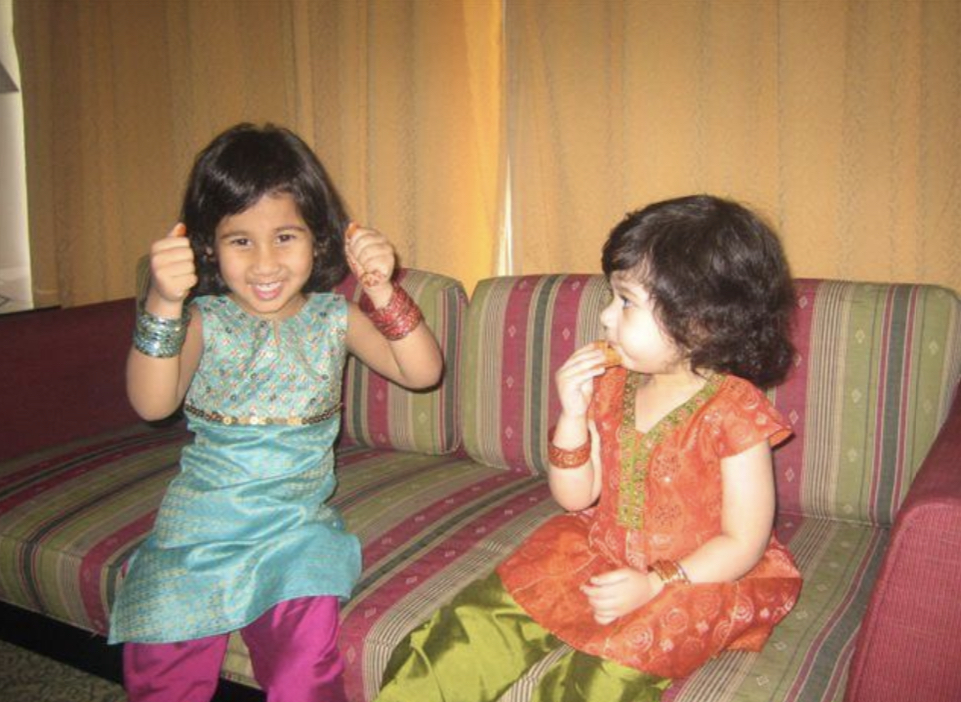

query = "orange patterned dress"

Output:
[[496, 369, 802, 679]]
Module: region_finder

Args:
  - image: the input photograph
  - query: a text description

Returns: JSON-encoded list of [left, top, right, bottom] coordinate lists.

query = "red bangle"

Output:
[[548, 429, 592, 469], [359, 284, 424, 341]]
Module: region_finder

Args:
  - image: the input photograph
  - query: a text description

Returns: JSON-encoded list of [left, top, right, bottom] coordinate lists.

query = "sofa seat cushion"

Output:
[[480, 513, 885, 702], [0, 424, 559, 700], [0, 423, 187, 634], [662, 514, 887, 702], [221, 447, 560, 700], [0, 422, 895, 702]]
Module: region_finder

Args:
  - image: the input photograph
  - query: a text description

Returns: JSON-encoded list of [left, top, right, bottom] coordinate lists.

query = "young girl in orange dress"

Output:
[[375, 195, 803, 702]]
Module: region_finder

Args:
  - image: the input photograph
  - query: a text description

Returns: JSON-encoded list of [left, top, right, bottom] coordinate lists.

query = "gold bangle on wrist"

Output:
[[547, 428, 591, 469], [650, 559, 691, 586]]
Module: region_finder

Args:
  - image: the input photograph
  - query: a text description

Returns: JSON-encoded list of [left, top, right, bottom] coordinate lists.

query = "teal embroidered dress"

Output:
[[109, 293, 360, 644]]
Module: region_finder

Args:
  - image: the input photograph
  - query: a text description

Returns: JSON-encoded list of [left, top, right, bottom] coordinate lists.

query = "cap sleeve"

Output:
[[714, 377, 792, 459]]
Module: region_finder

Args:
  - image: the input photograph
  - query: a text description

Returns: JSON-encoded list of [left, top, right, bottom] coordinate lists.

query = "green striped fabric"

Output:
[[338, 269, 467, 455], [0, 426, 557, 701], [461, 275, 610, 475], [666, 514, 887, 702], [0, 425, 187, 634], [778, 280, 961, 526], [0, 424, 897, 702]]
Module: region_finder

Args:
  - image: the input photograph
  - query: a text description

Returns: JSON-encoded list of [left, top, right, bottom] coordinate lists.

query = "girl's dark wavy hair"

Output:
[[181, 123, 350, 298], [601, 195, 796, 388]]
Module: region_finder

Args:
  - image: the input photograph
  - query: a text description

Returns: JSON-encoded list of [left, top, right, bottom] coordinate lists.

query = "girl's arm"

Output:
[[674, 439, 776, 583], [346, 301, 442, 389], [126, 223, 203, 420], [547, 344, 609, 511]]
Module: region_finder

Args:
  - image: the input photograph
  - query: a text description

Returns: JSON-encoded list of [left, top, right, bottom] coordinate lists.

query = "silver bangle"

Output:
[[134, 308, 190, 358]]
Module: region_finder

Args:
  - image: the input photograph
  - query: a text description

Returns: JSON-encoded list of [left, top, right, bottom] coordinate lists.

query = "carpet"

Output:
[[0, 638, 125, 702]]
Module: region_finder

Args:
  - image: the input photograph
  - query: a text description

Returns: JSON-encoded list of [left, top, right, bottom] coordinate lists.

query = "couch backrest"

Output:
[[772, 279, 960, 525], [0, 298, 142, 461], [336, 269, 467, 455], [460, 275, 961, 526], [460, 275, 609, 473]]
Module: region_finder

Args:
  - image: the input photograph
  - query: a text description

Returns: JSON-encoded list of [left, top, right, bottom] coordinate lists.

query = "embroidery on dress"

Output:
[[618, 371, 725, 530]]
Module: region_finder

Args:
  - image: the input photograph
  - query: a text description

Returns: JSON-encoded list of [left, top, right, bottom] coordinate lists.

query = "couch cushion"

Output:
[[0, 424, 187, 634], [460, 275, 961, 527], [490, 514, 885, 702], [0, 422, 556, 700], [772, 280, 961, 525], [336, 269, 468, 455], [460, 275, 610, 475], [220, 448, 560, 701]]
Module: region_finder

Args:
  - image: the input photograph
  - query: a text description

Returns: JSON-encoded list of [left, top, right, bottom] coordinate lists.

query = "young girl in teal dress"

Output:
[[375, 195, 802, 702], [109, 123, 443, 702]]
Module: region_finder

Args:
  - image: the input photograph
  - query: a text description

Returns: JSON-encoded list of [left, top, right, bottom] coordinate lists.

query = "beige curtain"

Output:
[[507, 0, 961, 293], [13, 0, 961, 307], [14, 0, 503, 307]]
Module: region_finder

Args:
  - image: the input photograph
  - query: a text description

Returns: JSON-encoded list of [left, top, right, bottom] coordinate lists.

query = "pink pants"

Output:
[[123, 596, 346, 702]]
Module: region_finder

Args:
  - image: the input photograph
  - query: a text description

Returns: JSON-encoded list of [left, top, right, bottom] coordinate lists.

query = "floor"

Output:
[[0, 639, 125, 702]]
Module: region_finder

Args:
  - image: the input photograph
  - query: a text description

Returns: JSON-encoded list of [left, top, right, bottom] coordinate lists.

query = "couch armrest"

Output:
[[0, 298, 141, 461], [844, 388, 961, 702]]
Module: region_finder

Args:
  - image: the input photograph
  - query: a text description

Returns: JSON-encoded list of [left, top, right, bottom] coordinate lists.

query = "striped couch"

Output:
[[1, 271, 959, 702]]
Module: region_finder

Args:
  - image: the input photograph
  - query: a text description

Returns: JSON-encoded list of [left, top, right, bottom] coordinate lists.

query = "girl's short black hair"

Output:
[[601, 194, 796, 387], [180, 123, 350, 297]]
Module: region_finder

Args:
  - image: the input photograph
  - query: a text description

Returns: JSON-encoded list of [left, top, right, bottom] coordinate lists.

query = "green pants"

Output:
[[375, 572, 670, 702]]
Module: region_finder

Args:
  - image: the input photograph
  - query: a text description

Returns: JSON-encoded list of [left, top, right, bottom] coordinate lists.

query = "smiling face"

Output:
[[213, 192, 315, 320], [599, 272, 691, 378]]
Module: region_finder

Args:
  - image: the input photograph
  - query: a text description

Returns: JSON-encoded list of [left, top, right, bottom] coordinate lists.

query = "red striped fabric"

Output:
[[337, 269, 467, 455]]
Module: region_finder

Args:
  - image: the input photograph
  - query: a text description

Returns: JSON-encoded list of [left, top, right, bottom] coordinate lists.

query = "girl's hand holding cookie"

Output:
[[345, 222, 396, 305], [149, 223, 197, 306]]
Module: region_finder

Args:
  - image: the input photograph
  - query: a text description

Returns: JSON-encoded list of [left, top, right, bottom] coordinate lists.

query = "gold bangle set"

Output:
[[649, 559, 691, 586]]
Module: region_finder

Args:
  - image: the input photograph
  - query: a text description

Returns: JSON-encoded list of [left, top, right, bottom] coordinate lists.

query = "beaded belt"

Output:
[[183, 403, 342, 426]]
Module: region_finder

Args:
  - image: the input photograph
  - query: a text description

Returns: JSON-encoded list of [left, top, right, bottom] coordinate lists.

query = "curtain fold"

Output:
[[13, 0, 961, 306], [304, 0, 505, 296], [14, 0, 503, 306]]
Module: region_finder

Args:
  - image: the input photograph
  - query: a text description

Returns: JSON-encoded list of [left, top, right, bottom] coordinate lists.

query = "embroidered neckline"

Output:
[[617, 371, 725, 530]]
